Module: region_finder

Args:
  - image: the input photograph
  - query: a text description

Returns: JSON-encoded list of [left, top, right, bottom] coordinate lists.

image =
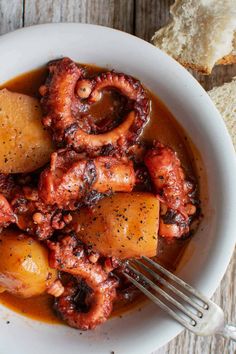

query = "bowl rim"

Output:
[[0, 22, 235, 354]]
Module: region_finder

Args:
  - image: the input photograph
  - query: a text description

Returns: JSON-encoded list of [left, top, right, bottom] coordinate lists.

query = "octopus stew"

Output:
[[0, 58, 201, 330]]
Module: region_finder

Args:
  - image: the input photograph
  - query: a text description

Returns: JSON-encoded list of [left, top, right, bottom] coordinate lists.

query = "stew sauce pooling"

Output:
[[0, 62, 202, 325]]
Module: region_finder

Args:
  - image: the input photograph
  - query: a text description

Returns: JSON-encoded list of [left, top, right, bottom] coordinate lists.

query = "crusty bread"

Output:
[[217, 32, 236, 65], [152, 0, 236, 74], [208, 78, 236, 148]]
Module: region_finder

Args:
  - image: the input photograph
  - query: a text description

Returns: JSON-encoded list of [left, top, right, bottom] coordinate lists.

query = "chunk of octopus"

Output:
[[144, 143, 195, 218], [145, 143, 197, 238], [40, 58, 150, 152], [72, 71, 150, 151], [39, 149, 135, 209], [40, 57, 83, 141], [56, 278, 117, 330], [48, 235, 118, 330], [0, 194, 15, 227]]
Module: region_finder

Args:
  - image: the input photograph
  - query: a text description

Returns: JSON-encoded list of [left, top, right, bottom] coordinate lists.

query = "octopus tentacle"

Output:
[[40, 57, 83, 142], [144, 142, 197, 238], [40, 58, 150, 153], [47, 235, 108, 285], [88, 72, 147, 103], [69, 111, 137, 151], [72, 71, 150, 151], [0, 194, 15, 228], [48, 235, 118, 330], [11, 187, 68, 240], [56, 278, 117, 330], [38, 149, 135, 209]]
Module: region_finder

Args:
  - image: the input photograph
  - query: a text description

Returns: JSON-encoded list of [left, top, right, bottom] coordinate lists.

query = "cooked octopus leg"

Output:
[[144, 142, 197, 238], [39, 149, 135, 209], [0, 194, 15, 228], [11, 187, 67, 240], [40, 57, 83, 142], [48, 235, 118, 330], [56, 278, 117, 330], [40, 58, 150, 153]]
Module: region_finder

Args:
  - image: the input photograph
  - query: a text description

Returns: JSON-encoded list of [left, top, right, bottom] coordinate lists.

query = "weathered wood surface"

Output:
[[0, 1, 235, 353]]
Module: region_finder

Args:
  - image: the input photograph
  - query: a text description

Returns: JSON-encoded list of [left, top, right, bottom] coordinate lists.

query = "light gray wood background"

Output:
[[0, 1, 235, 353]]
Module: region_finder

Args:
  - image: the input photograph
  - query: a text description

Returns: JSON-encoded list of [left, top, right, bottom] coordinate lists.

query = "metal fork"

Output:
[[123, 256, 236, 342]]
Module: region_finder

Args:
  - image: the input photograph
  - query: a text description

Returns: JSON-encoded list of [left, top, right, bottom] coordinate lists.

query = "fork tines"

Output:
[[123, 256, 210, 330]]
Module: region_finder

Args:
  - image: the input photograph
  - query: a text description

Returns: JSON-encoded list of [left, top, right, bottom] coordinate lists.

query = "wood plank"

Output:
[[193, 64, 236, 91], [24, 0, 134, 33], [135, 0, 174, 41], [0, 0, 23, 35]]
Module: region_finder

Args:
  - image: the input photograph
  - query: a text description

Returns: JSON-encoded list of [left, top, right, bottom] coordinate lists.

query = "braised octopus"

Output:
[[0, 58, 201, 330], [47, 235, 118, 330], [144, 142, 197, 238], [39, 148, 135, 209], [40, 58, 150, 154], [0, 194, 15, 228]]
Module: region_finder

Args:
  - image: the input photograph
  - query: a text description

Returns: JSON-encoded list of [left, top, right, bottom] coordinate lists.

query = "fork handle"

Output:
[[218, 324, 236, 342]]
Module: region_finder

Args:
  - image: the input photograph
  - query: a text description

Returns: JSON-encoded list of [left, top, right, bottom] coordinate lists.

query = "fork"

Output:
[[123, 256, 236, 342]]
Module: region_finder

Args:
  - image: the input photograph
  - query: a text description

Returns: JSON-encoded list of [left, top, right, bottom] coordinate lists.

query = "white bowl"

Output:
[[0, 23, 235, 354]]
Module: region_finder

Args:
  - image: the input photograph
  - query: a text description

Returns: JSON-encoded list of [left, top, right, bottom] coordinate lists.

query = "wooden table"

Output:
[[0, 1, 235, 353]]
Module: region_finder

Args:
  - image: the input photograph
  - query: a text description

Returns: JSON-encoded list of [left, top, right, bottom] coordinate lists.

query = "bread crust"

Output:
[[168, 57, 212, 75], [155, 50, 236, 75], [173, 55, 236, 75], [217, 54, 236, 66]]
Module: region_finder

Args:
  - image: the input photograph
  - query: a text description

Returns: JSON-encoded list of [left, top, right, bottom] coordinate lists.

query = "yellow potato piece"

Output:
[[0, 89, 54, 173], [72, 192, 159, 259], [0, 229, 57, 298]]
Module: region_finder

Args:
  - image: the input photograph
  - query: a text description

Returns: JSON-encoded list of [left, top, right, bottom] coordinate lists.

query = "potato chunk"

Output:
[[72, 192, 159, 259], [0, 229, 57, 298], [0, 89, 54, 173]]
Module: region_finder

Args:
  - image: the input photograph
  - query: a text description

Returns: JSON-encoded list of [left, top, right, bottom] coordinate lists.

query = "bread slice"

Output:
[[217, 32, 236, 65], [208, 78, 236, 148], [152, 0, 236, 74]]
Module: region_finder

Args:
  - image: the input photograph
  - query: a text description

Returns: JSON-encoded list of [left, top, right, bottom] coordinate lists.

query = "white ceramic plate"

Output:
[[0, 23, 235, 354]]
